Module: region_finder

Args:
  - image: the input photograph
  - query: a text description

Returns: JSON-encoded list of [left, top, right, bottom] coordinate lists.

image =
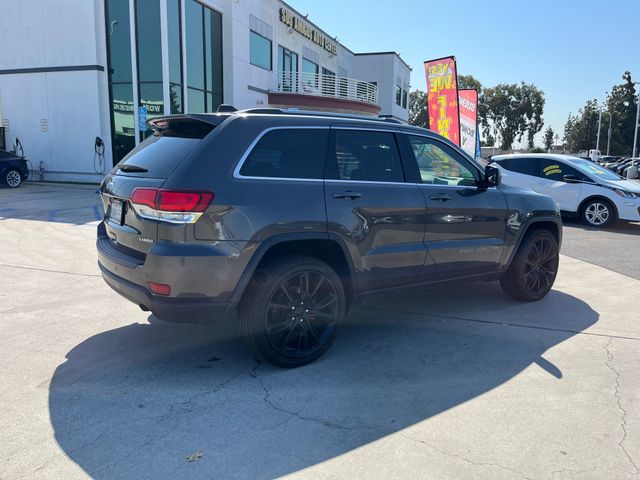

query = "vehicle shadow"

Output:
[[562, 217, 640, 236], [48, 282, 598, 479]]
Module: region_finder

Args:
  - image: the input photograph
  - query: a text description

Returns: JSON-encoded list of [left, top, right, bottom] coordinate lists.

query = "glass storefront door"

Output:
[[278, 45, 298, 92]]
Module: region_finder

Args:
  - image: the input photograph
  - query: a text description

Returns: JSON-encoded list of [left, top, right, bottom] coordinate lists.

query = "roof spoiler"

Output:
[[217, 104, 238, 113]]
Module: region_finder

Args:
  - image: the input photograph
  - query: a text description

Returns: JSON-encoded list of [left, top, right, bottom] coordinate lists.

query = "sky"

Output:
[[287, 0, 640, 146]]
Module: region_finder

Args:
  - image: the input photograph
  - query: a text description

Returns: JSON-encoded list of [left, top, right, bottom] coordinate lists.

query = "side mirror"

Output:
[[562, 174, 580, 183], [483, 165, 501, 188]]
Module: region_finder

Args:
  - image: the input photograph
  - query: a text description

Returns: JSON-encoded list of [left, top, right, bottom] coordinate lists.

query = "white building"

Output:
[[0, 0, 411, 182]]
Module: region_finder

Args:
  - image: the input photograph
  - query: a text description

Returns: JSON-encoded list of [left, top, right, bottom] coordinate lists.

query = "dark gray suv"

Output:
[[97, 109, 562, 367]]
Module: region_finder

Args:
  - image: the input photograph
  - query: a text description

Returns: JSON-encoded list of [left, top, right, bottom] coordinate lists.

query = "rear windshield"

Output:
[[116, 134, 201, 178]]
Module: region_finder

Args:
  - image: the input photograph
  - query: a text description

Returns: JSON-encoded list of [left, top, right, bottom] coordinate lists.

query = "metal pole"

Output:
[[606, 112, 612, 156], [628, 84, 640, 179], [595, 105, 602, 155], [633, 91, 640, 158]]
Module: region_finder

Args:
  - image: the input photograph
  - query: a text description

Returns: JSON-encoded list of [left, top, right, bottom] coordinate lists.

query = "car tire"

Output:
[[5, 169, 23, 188], [239, 254, 345, 368], [581, 198, 615, 228], [500, 229, 559, 302]]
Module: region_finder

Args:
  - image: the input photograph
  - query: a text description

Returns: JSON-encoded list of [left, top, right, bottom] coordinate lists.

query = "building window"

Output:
[[135, 0, 164, 140], [167, 0, 183, 114], [302, 58, 319, 91], [106, 0, 135, 164], [402, 89, 408, 109], [278, 45, 298, 92], [395, 84, 402, 106], [321, 67, 335, 96], [250, 31, 272, 70], [185, 0, 223, 113]]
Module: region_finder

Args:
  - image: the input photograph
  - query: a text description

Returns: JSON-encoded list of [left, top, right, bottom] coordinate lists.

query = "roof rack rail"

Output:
[[238, 108, 406, 124]]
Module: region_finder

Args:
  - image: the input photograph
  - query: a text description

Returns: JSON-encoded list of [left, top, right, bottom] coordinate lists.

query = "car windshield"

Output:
[[570, 158, 622, 181]]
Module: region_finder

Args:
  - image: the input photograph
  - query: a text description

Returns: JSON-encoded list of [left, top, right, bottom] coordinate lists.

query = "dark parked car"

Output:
[[0, 149, 29, 188], [97, 109, 562, 367]]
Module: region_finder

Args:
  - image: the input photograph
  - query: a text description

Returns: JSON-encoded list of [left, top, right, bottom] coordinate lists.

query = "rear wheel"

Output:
[[581, 198, 615, 227], [239, 255, 345, 368], [500, 229, 559, 302], [5, 169, 22, 188]]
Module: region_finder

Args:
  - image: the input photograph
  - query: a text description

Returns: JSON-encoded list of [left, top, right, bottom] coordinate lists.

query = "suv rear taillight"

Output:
[[130, 188, 213, 224]]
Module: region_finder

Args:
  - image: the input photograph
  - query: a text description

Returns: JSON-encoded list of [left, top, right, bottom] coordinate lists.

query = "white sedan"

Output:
[[492, 154, 640, 227]]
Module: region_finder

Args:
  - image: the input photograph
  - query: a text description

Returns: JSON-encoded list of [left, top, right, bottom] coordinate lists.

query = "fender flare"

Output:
[[504, 216, 562, 268], [229, 232, 357, 307]]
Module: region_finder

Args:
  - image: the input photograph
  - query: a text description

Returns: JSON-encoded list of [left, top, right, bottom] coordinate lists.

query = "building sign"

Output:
[[279, 7, 338, 55], [113, 100, 162, 114], [458, 89, 478, 157], [424, 56, 460, 146]]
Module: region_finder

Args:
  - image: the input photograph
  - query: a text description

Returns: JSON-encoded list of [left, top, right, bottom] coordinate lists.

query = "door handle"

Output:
[[333, 191, 362, 200], [429, 194, 452, 201]]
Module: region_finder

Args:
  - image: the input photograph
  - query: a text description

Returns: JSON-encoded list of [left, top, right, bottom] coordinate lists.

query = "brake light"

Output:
[[130, 188, 213, 224]]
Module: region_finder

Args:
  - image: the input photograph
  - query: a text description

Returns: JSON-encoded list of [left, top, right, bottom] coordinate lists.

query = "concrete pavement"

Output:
[[0, 184, 639, 479]]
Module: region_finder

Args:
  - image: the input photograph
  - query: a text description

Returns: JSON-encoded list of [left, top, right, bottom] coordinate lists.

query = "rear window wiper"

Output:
[[118, 164, 148, 173]]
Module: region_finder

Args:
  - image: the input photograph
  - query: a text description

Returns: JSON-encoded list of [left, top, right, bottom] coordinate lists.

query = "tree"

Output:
[[408, 90, 428, 129], [604, 71, 637, 156], [544, 127, 554, 151], [563, 72, 638, 156], [480, 82, 545, 150], [564, 99, 600, 153], [458, 75, 482, 93]]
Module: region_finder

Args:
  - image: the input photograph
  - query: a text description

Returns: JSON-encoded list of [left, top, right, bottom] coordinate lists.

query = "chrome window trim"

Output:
[[325, 179, 418, 187], [232, 124, 490, 188], [232, 126, 330, 181]]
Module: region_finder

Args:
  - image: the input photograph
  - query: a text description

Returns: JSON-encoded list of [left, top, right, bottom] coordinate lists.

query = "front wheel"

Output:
[[239, 255, 345, 368], [500, 229, 559, 302], [581, 198, 615, 227], [5, 169, 22, 188]]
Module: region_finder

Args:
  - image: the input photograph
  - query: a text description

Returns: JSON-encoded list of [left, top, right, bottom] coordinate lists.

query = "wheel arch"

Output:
[[230, 233, 357, 312], [505, 217, 562, 269], [578, 195, 619, 220]]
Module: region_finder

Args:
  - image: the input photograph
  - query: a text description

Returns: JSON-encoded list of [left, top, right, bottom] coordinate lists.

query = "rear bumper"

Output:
[[99, 262, 231, 323], [96, 221, 249, 324]]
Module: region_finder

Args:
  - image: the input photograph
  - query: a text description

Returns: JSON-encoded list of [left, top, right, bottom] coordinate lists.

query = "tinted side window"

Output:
[[328, 130, 404, 182], [240, 129, 328, 179], [502, 157, 539, 176], [539, 159, 589, 182], [407, 135, 479, 186]]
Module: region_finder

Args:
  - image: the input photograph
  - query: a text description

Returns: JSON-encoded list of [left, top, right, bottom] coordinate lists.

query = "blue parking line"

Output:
[[0, 208, 16, 219], [49, 210, 57, 222], [93, 205, 102, 220]]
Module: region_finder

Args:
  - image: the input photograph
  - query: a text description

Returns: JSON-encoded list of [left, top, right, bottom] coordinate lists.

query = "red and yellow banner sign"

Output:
[[458, 88, 479, 157], [424, 56, 460, 145]]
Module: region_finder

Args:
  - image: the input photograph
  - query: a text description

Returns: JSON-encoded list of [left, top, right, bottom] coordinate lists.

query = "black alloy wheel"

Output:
[[264, 270, 340, 359], [500, 229, 559, 302], [523, 236, 557, 297], [239, 255, 345, 367]]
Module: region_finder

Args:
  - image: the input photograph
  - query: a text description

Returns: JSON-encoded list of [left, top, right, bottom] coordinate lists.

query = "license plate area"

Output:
[[108, 198, 125, 225]]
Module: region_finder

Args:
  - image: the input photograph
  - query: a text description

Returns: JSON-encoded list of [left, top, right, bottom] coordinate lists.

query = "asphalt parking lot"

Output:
[[1, 183, 639, 480]]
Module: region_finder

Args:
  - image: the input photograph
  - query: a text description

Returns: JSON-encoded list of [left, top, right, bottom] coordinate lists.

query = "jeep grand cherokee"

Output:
[[98, 109, 562, 367]]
